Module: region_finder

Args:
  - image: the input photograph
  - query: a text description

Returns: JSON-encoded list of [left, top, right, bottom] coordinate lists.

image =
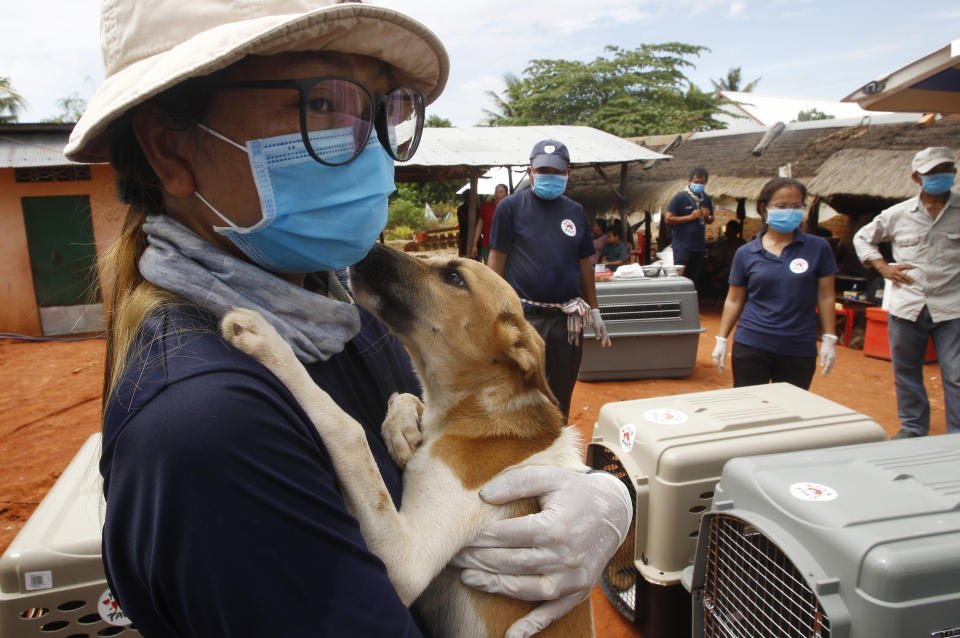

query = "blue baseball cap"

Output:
[[530, 139, 570, 171]]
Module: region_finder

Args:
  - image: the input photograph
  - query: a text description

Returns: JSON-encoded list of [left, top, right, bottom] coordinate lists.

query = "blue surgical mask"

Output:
[[765, 208, 804, 233], [195, 124, 395, 274], [532, 173, 568, 200], [689, 183, 706, 195], [921, 173, 955, 195]]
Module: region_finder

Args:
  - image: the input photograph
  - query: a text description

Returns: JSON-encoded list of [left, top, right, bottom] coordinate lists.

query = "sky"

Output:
[[3, 0, 960, 125]]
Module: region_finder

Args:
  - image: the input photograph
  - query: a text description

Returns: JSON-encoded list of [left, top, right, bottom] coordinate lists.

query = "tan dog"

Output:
[[220, 243, 594, 638]]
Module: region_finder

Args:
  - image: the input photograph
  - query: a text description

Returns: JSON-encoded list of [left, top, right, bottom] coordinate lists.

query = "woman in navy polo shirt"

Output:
[[712, 178, 839, 389]]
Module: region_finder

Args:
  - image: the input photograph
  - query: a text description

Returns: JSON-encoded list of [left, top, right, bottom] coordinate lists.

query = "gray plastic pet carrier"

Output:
[[580, 276, 703, 381], [683, 432, 960, 638], [0, 434, 137, 637], [585, 383, 886, 638]]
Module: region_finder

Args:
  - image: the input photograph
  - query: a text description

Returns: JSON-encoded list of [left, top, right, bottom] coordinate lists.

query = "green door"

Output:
[[21, 195, 102, 307]]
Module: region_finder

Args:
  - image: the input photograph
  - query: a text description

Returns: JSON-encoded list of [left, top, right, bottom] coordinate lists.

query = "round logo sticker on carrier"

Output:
[[789, 482, 838, 502], [789, 258, 809, 274], [643, 408, 688, 425], [560, 219, 576, 237], [98, 588, 132, 626], [619, 423, 636, 452]]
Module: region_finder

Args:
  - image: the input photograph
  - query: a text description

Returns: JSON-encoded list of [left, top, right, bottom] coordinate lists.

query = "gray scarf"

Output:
[[139, 215, 360, 363]]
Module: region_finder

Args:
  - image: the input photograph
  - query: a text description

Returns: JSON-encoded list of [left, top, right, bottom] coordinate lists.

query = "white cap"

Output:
[[911, 147, 956, 175]]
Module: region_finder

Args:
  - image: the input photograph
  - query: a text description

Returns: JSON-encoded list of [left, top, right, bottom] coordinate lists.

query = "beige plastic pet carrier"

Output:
[[585, 383, 886, 638], [0, 433, 138, 637]]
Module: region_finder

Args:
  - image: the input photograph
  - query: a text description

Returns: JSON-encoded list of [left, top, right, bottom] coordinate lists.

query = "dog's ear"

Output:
[[495, 314, 558, 406]]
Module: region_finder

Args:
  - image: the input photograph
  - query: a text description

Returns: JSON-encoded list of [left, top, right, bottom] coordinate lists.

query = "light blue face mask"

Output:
[[921, 173, 955, 195], [689, 183, 706, 195], [766, 208, 804, 233], [195, 125, 396, 274], [532, 173, 568, 200]]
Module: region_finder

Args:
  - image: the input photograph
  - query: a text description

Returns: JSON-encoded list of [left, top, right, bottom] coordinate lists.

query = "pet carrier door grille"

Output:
[[599, 301, 682, 322], [702, 515, 830, 638], [589, 446, 641, 620]]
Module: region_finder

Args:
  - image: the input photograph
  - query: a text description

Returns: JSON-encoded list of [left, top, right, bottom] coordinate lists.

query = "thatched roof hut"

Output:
[[806, 147, 959, 199], [567, 116, 960, 221]]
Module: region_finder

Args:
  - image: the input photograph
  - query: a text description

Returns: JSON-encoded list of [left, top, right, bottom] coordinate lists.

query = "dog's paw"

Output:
[[382, 392, 424, 468], [219, 307, 289, 365]]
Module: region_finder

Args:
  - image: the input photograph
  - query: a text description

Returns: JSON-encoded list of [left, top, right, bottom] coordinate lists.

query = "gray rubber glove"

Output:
[[451, 466, 632, 638], [712, 336, 728, 372], [819, 333, 838, 376], [589, 308, 612, 347]]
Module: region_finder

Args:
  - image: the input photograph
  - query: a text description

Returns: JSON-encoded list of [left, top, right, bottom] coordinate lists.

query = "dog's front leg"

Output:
[[220, 309, 470, 605]]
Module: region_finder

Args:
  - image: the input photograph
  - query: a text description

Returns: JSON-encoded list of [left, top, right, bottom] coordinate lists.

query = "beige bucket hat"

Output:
[[64, 0, 449, 164]]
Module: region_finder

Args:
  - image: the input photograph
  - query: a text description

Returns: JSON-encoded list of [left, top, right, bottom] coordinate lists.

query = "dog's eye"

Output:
[[444, 269, 466, 288]]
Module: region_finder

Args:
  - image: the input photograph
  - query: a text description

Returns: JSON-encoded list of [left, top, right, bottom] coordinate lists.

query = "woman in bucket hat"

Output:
[[67, 1, 631, 636]]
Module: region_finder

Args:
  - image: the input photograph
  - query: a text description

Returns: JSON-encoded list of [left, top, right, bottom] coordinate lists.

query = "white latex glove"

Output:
[[450, 466, 632, 638], [589, 308, 612, 348], [712, 336, 728, 372], [819, 333, 838, 376]]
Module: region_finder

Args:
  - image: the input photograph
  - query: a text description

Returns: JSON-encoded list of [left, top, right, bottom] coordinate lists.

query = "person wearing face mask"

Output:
[[665, 166, 715, 294], [853, 147, 960, 440], [64, 3, 632, 637], [712, 177, 838, 389], [488, 140, 611, 420], [470, 183, 508, 263]]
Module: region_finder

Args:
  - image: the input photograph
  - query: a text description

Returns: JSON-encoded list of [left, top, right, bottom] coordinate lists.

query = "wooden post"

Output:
[[619, 163, 631, 252], [807, 196, 821, 234], [466, 176, 478, 257], [644, 211, 652, 264]]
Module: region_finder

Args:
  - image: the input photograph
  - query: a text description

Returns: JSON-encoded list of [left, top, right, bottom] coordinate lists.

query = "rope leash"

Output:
[[521, 297, 593, 345]]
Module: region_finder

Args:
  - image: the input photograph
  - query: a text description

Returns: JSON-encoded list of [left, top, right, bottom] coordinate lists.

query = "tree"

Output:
[[480, 72, 523, 125], [425, 114, 452, 128], [480, 44, 724, 136], [43, 93, 87, 123], [387, 114, 461, 227], [0, 77, 28, 123], [795, 108, 835, 122], [711, 67, 761, 93]]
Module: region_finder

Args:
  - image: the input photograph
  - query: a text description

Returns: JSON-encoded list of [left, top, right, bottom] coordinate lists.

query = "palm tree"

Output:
[[0, 77, 28, 123], [711, 67, 761, 93], [480, 72, 522, 126]]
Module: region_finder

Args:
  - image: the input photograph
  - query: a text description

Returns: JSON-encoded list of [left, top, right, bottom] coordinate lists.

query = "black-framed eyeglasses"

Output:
[[218, 76, 426, 167]]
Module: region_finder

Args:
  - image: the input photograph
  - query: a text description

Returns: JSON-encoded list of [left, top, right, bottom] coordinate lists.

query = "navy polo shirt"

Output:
[[100, 304, 425, 638], [729, 231, 838, 357], [490, 189, 595, 303], [667, 190, 714, 252]]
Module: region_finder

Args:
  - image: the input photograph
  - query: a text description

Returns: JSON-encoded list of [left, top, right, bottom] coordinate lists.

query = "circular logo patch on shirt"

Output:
[[98, 588, 132, 626], [789, 258, 809, 274], [789, 482, 837, 502], [561, 219, 577, 237]]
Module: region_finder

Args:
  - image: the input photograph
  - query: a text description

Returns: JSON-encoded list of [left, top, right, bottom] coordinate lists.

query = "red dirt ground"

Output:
[[1, 305, 947, 637]]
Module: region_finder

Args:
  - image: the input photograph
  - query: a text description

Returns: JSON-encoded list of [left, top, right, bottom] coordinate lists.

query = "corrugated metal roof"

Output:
[[407, 125, 669, 168], [0, 125, 670, 172], [0, 132, 77, 168]]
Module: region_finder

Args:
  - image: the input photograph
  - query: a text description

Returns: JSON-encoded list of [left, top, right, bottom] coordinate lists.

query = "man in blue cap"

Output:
[[489, 139, 611, 420]]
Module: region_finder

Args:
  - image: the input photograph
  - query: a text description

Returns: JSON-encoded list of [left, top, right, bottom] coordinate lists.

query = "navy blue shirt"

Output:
[[100, 303, 424, 638], [489, 189, 594, 303], [729, 231, 838, 357], [667, 190, 714, 252]]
